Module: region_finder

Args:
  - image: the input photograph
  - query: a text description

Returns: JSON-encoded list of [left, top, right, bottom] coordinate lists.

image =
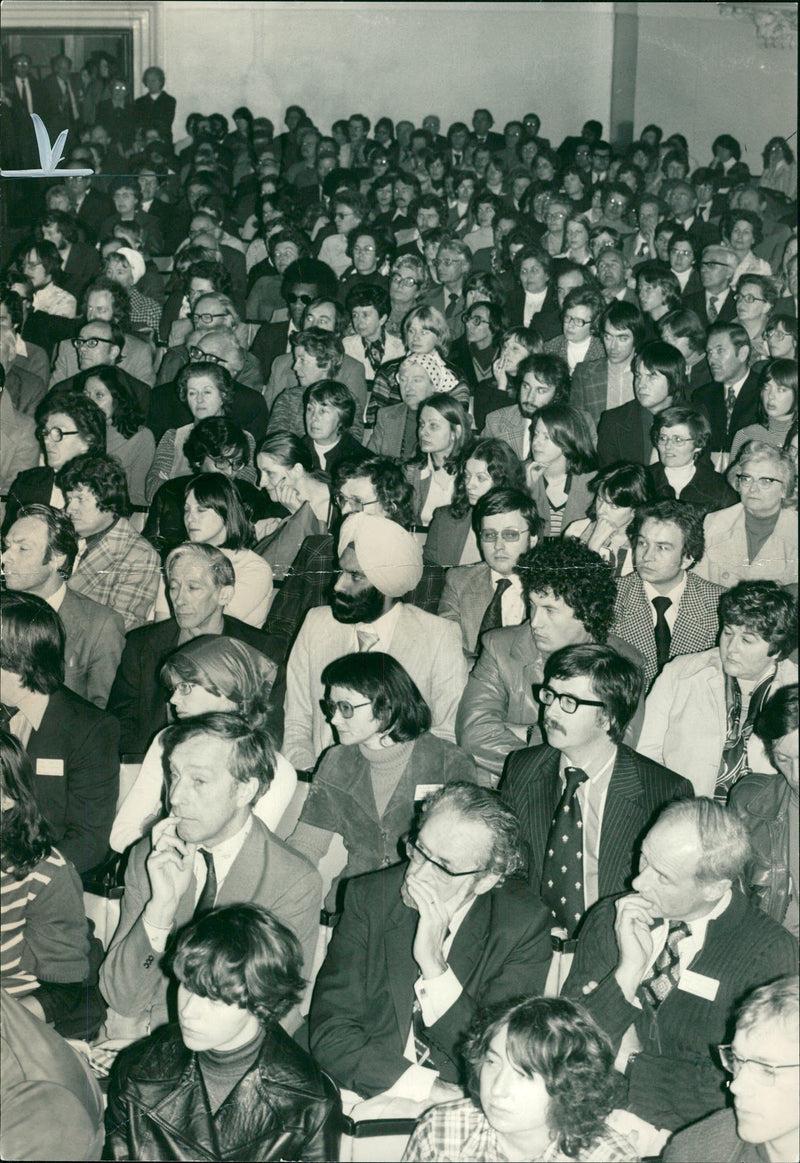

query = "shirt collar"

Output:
[[14, 688, 50, 733], [44, 582, 68, 612], [724, 371, 749, 393], [14, 333, 28, 357], [356, 601, 403, 648], [559, 745, 617, 784], [489, 569, 522, 591], [642, 570, 688, 606], [684, 887, 733, 937], [201, 813, 252, 863]]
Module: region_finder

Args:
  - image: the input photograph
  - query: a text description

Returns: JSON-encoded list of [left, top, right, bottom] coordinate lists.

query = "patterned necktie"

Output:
[[640, 921, 690, 1010], [716, 673, 774, 801], [725, 384, 737, 428], [478, 578, 511, 639], [193, 849, 217, 918], [707, 295, 719, 323], [541, 767, 589, 936], [357, 629, 380, 652], [411, 997, 431, 1065], [652, 596, 672, 672], [364, 336, 385, 374]]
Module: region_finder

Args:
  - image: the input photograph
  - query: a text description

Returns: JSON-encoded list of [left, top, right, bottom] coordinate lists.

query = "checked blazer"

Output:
[[570, 357, 626, 426], [68, 517, 161, 633], [482, 404, 529, 460], [612, 570, 726, 692], [499, 742, 693, 904]]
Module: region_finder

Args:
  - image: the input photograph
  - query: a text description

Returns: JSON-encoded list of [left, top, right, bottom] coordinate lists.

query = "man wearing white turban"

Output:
[[283, 513, 468, 772]]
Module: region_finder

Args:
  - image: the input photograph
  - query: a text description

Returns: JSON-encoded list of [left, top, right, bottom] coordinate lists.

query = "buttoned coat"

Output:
[[612, 570, 726, 692]]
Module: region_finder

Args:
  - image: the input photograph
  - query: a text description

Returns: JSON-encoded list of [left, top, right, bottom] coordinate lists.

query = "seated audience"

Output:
[[404, 996, 639, 1163], [638, 580, 797, 797], [612, 500, 726, 692], [57, 451, 160, 631], [695, 441, 797, 587], [369, 351, 454, 460], [79, 363, 155, 506], [3, 504, 125, 709], [571, 301, 646, 426], [663, 975, 799, 1163], [597, 339, 688, 468], [104, 903, 341, 1161], [108, 542, 273, 761], [283, 513, 467, 771], [647, 405, 739, 514], [527, 403, 598, 536], [684, 242, 738, 329], [406, 392, 472, 525], [730, 357, 797, 460], [49, 277, 156, 388], [722, 209, 771, 281], [343, 282, 405, 385], [302, 378, 367, 475], [694, 321, 761, 456], [438, 487, 542, 660], [0, 729, 105, 1040], [565, 462, 654, 576], [99, 713, 321, 1036], [2, 390, 106, 535], [544, 286, 606, 373], [731, 684, 798, 936], [0, 591, 119, 873], [288, 652, 482, 908], [369, 302, 466, 420], [309, 782, 552, 1106], [424, 437, 527, 569], [457, 538, 644, 779], [111, 634, 290, 852], [563, 798, 797, 1135]]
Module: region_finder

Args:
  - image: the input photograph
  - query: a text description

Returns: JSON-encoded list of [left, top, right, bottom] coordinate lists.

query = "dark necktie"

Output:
[[400, 406, 418, 460], [640, 921, 690, 1010], [445, 292, 460, 318], [725, 385, 737, 429], [0, 703, 19, 730], [193, 849, 217, 918], [652, 596, 672, 672], [478, 577, 511, 639], [541, 767, 589, 936], [707, 295, 719, 323]]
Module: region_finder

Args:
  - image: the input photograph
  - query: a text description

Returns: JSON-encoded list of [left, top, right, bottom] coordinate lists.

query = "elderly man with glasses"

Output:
[[309, 781, 551, 1115], [48, 318, 150, 416]]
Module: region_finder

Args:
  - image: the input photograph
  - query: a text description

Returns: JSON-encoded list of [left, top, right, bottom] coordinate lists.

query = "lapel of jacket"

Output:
[[598, 746, 648, 897], [521, 746, 562, 879], [383, 888, 420, 1041], [447, 889, 492, 985], [466, 563, 494, 646], [672, 574, 717, 654], [146, 1056, 221, 1158], [510, 622, 545, 699], [503, 408, 527, 460], [618, 575, 658, 672]]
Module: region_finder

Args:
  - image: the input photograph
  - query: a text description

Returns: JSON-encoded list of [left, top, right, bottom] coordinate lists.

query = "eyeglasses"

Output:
[[670, 248, 694, 258], [320, 697, 372, 720], [188, 345, 227, 365], [606, 197, 628, 207], [37, 426, 80, 442], [717, 1045, 800, 1086], [735, 472, 783, 491], [287, 292, 314, 305], [208, 455, 243, 472], [405, 837, 489, 879], [564, 314, 592, 328], [73, 336, 114, 349], [735, 292, 767, 305], [437, 257, 461, 268], [191, 311, 229, 325], [537, 685, 606, 714], [463, 312, 490, 325], [171, 682, 196, 697], [391, 273, 420, 287], [656, 434, 694, 447], [480, 528, 526, 543], [334, 492, 381, 512], [22, 259, 45, 270]]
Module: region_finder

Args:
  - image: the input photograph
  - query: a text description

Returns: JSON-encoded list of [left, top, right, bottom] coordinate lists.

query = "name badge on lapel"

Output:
[[414, 783, 442, 801], [36, 758, 64, 777], [678, 969, 719, 1002]]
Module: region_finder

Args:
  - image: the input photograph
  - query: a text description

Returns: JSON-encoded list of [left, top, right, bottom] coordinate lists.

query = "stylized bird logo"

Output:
[[1, 114, 93, 178]]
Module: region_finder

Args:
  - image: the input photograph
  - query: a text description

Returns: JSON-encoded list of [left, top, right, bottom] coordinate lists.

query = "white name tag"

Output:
[[36, 758, 64, 777], [678, 969, 719, 1001], [414, 783, 442, 801]]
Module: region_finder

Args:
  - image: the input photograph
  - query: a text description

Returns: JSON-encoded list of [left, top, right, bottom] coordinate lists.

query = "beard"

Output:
[[331, 584, 386, 624]]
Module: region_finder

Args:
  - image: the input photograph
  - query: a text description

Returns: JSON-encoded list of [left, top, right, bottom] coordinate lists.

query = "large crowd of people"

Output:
[[0, 52, 798, 1163]]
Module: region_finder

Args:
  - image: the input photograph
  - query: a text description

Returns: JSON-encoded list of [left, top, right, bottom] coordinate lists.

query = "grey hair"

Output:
[[417, 781, 523, 881], [736, 975, 799, 1033], [657, 797, 751, 884], [165, 542, 235, 590], [727, 439, 796, 509]]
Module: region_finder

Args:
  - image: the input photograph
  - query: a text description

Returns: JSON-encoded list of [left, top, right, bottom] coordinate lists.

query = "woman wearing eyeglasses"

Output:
[[2, 390, 106, 534], [734, 274, 779, 363], [384, 254, 429, 338], [286, 652, 480, 914], [647, 406, 738, 516], [110, 636, 294, 854], [695, 441, 797, 588], [730, 360, 798, 463]]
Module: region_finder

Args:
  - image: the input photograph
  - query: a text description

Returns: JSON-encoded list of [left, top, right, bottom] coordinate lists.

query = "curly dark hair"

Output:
[[463, 996, 623, 1159], [56, 451, 131, 519], [516, 539, 616, 643], [449, 437, 526, 520], [74, 364, 144, 439], [35, 390, 107, 454], [184, 417, 251, 474], [0, 730, 53, 879], [718, 580, 797, 661]]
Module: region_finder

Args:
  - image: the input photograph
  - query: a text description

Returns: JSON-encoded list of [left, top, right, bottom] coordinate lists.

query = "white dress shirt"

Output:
[[642, 570, 688, 634], [523, 288, 548, 327]]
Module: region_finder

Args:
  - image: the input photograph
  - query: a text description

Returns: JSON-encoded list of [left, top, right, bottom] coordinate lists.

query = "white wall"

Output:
[[634, 2, 797, 171], [161, 1, 615, 144]]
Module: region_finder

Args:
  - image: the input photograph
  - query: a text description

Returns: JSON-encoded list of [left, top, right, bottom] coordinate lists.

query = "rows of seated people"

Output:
[[0, 80, 798, 1163]]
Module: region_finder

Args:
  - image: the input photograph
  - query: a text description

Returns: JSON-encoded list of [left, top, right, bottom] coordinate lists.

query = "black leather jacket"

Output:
[[730, 772, 793, 926], [104, 1021, 341, 1161]]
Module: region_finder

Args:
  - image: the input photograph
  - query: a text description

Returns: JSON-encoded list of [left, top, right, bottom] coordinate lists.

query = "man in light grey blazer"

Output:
[[2, 504, 125, 708], [438, 487, 542, 660], [283, 512, 468, 772]]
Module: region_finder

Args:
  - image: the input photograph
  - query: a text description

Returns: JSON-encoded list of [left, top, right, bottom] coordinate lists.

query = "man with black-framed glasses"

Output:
[[499, 642, 691, 987], [309, 781, 550, 1113], [48, 319, 151, 416]]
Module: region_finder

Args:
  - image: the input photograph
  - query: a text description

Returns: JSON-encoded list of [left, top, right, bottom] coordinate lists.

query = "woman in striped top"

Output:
[[0, 730, 98, 1038]]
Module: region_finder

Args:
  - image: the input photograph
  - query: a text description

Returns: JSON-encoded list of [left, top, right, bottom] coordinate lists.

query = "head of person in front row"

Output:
[[104, 903, 341, 1162], [516, 538, 617, 660], [408, 997, 626, 1163]]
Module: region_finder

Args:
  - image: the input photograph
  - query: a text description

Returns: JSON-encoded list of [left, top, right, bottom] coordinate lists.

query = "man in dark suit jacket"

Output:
[[64, 170, 115, 245], [597, 348, 685, 467], [309, 783, 551, 1101], [2, 54, 43, 170], [39, 55, 80, 137], [694, 322, 761, 452], [107, 543, 277, 760], [500, 643, 692, 938], [683, 243, 738, 330], [132, 67, 176, 140], [612, 501, 727, 691], [469, 109, 504, 156], [563, 800, 797, 1132], [1, 591, 119, 873]]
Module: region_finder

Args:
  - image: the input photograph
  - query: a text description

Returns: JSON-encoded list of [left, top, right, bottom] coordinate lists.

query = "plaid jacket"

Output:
[[570, 357, 616, 425], [68, 517, 161, 632]]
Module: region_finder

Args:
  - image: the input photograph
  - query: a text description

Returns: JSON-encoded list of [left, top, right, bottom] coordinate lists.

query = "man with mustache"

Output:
[[282, 512, 467, 773], [499, 643, 691, 990]]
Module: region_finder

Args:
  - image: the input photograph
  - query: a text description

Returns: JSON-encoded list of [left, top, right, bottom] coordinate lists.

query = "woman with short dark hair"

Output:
[[287, 652, 481, 912], [404, 996, 635, 1161], [303, 379, 367, 477], [648, 404, 739, 515], [565, 462, 655, 575]]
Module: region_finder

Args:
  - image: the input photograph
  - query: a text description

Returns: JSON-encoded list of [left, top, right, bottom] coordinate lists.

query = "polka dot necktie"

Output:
[[541, 766, 588, 936]]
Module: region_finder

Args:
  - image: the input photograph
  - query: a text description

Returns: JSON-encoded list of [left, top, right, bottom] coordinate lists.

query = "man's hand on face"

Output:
[[144, 815, 197, 929], [407, 872, 476, 980], [613, 892, 657, 1002]]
